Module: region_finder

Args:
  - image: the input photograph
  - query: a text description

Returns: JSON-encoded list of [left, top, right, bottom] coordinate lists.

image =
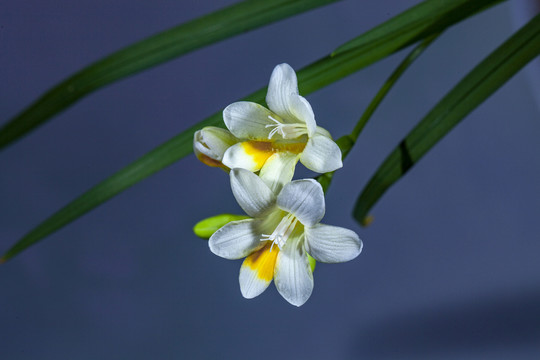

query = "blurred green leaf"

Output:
[[0, 0, 340, 150], [353, 13, 540, 225], [1, 0, 504, 262]]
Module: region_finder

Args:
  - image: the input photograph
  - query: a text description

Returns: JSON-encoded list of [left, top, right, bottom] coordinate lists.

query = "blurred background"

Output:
[[1, 0, 539, 358]]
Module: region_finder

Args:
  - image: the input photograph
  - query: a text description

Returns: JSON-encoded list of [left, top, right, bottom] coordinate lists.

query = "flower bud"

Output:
[[193, 127, 238, 168], [193, 213, 250, 239]]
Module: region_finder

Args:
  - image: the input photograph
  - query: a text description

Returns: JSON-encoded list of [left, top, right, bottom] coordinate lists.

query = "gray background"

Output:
[[1, 0, 539, 359]]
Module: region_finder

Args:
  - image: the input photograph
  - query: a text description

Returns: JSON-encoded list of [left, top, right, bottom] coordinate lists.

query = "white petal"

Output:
[[223, 101, 278, 140], [266, 63, 300, 120], [209, 219, 264, 260], [259, 151, 299, 194], [239, 243, 279, 299], [300, 134, 343, 173], [277, 179, 325, 226], [315, 126, 332, 139], [304, 224, 362, 263], [289, 95, 316, 136], [230, 168, 276, 217], [274, 235, 313, 307], [222, 141, 273, 172]]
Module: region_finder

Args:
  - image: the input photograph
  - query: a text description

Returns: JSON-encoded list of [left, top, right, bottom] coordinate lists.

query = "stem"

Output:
[[317, 33, 440, 194]]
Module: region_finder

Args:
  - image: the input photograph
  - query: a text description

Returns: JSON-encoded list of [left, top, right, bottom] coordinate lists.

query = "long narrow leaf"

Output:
[[317, 34, 440, 195], [334, 0, 504, 56], [1, 0, 504, 262], [353, 13, 540, 225], [0, 0, 340, 150]]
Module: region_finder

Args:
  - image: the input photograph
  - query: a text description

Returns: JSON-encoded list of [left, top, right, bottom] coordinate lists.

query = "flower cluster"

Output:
[[194, 63, 362, 306]]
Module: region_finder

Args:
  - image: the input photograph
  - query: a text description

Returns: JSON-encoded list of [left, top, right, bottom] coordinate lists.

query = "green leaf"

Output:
[[0, 0, 340, 150], [1, 0, 504, 262], [353, 13, 540, 225], [317, 33, 440, 194], [334, 0, 505, 56]]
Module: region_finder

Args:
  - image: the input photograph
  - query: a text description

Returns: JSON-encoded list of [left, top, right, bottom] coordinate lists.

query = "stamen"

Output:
[[261, 213, 298, 251], [265, 115, 286, 139], [265, 115, 308, 140], [267, 115, 281, 125]]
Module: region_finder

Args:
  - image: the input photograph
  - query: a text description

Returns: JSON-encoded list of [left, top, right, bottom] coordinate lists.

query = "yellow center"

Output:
[[241, 140, 306, 169]]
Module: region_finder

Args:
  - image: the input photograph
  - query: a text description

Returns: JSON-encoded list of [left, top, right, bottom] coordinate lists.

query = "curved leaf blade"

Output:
[[353, 13, 540, 224], [1, 0, 504, 262], [333, 0, 504, 56], [317, 33, 440, 194], [0, 0, 340, 150]]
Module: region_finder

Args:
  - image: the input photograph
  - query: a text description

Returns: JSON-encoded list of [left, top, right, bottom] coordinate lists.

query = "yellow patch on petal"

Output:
[[272, 141, 306, 154], [241, 141, 274, 169], [243, 243, 279, 282], [239, 140, 306, 171]]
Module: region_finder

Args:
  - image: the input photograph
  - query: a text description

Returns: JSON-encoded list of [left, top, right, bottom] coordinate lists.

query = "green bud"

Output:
[[308, 254, 316, 272], [193, 214, 250, 239]]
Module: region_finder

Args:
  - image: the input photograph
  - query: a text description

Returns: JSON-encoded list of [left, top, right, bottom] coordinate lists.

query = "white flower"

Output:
[[194, 63, 343, 193], [209, 168, 362, 307]]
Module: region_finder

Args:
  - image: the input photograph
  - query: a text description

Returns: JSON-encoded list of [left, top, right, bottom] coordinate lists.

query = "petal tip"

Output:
[[287, 295, 309, 307], [277, 286, 312, 307], [240, 287, 258, 299], [274, 63, 294, 74], [207, 231, 223, 257]]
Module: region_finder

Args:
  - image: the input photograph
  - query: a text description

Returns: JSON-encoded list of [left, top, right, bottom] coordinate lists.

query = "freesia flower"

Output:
[[209, 168, 362, 306], [194, 63, 342, 192]]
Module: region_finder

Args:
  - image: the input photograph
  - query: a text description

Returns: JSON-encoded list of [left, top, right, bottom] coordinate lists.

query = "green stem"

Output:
[[317, 34, 440, 194]]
